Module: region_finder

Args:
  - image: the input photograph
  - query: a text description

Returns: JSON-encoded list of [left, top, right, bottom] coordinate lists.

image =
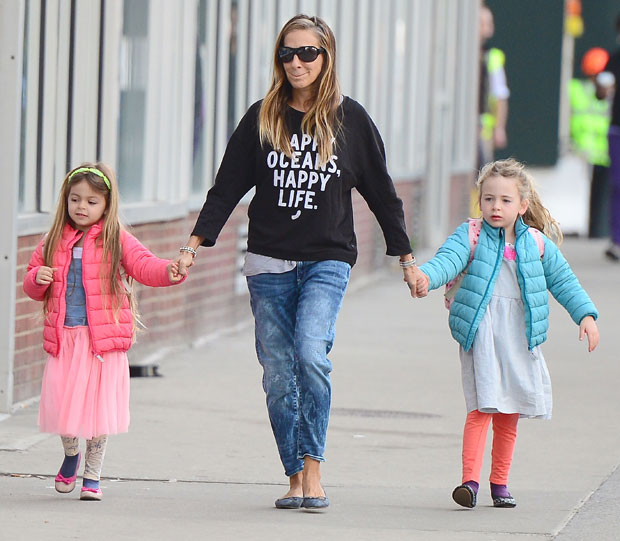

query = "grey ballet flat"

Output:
[[301, 494, 329, 509], [275, 496, 303, 509]]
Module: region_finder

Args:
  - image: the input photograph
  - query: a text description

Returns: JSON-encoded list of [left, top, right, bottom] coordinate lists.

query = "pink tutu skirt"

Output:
[[38, 326, 130, 439]]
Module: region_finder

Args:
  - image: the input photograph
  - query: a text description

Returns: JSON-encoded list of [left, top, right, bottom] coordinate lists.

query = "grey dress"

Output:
[[459, 245, 552, 419]]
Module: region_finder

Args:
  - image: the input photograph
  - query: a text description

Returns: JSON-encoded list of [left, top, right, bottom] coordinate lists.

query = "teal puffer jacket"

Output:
[[419, 217, 598, 351]]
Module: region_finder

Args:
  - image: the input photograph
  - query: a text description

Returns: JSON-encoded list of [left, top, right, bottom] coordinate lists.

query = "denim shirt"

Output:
[[64, 247, 88, 326]]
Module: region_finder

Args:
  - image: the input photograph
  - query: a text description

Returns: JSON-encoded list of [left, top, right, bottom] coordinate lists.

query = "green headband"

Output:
[[68, 167, 111, 190]]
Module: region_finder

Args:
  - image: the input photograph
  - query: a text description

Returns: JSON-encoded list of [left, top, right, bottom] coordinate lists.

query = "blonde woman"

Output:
[[176, 14, 424, 509]]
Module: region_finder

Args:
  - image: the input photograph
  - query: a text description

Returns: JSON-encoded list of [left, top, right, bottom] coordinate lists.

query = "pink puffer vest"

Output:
[[23, 222, 183, 357]]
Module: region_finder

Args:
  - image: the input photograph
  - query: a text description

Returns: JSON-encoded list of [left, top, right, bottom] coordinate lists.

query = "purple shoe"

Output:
[[452, 484, 477, 508], [492, 494, 516, 508], [491, 482, 516, 507]]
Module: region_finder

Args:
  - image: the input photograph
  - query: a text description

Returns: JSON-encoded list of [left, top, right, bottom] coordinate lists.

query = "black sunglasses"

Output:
[[278, 46, 326, 63]]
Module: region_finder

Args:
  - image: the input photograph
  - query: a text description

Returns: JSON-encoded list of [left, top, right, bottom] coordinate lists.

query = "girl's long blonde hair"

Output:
[[477, 158, 563, 245], [43, 162, 140, 333], [259, 14, 341, 166]]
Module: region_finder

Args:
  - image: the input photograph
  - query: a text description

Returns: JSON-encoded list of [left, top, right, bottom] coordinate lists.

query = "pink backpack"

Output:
[[443, 218, 544, 309]]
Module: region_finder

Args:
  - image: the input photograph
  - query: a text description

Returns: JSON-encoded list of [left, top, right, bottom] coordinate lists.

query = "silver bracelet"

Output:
[[399, 257, 416, 268], [179, 246, 197, 258]]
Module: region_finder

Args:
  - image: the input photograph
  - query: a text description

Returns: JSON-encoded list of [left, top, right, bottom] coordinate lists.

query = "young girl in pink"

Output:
[[23, 163, 184, 500]]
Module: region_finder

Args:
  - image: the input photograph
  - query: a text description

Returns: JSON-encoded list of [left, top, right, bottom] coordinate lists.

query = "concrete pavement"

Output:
[[1, 235, 619, 540]]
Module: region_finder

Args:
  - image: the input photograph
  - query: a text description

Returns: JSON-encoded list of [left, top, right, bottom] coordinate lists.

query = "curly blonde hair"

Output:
[[259, 14, 341, 167], [477, 158, 563, 244]]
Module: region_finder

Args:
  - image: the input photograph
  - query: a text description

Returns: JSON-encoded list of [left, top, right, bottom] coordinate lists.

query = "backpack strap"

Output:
[[467, 218, 483, 261], [444, 218, 483, 310], [528, 227, 545, 258]]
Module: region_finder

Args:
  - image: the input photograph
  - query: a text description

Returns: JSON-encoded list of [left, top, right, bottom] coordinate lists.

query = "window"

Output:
[[18, 0, 72, 216], [18, 0, 40, 213], [116, 0, 150, 203], [192, 0, 219, 198], [450, 0, 478, 172]]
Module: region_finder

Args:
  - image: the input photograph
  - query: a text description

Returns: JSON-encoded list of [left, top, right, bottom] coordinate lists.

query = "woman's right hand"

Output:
[[35, 266, 57, 285], [176, 252, 195, 277]]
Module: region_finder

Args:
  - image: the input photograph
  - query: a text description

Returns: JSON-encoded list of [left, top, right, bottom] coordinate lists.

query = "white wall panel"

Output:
[[98, 0, 122, 168], [19, 0, 42, 213], [276, 0, 297, 29], [71, 0, 100, 167], [15, 0, 479, 234], [0, 0, 24, 413], [234, 0, 249, 122], [177, 0, 198, 201], [39, 0, 61, 212], [353, 0, 369, 107], [298, 0, 318, 16], [335, 0, 354, 97], [214, 0, 232, 175]]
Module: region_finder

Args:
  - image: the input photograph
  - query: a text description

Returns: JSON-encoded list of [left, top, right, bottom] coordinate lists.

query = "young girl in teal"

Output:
[[416, 159, 599, 508]]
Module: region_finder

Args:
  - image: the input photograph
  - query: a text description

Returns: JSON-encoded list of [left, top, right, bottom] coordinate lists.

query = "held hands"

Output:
[[174, 252, 195, 277], [402, 265, 429, 298], [415, 272, 430, 297], [579, 316, 600, 352], [167, 260, 184, 283], [35, 266, 57, 285]]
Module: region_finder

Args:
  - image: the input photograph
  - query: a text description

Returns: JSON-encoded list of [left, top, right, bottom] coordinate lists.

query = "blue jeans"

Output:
[[247, 260, 351, 477]]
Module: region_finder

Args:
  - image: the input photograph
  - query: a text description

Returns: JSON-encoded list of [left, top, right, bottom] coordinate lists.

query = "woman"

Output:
[[176, 14, 424, 509]]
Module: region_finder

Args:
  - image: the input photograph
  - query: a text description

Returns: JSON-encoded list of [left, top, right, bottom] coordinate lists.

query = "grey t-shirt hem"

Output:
[[242, 252, 296, 276]]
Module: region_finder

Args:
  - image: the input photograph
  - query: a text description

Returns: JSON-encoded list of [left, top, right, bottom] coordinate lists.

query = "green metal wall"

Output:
[[486, 0, 564, 166]]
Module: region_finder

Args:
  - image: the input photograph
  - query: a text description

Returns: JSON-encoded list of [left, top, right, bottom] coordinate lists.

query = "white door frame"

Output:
[[0, 0, 24, 413]]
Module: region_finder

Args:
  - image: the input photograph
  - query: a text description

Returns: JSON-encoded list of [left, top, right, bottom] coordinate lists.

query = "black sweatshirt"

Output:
[[191, 97, 412, 266]]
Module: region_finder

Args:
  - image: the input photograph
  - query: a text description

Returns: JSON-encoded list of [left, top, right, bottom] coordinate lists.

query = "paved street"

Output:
[[1, 233, 619, 540]]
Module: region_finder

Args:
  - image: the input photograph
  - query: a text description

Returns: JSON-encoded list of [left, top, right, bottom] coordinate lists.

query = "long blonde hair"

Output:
[[259, 14, 341, 166], [43, 162, 140, 332], [477, 158, 563, 244]]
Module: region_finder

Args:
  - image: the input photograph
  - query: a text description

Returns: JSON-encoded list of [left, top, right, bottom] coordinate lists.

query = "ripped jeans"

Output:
[[247, 260, 350, 477]]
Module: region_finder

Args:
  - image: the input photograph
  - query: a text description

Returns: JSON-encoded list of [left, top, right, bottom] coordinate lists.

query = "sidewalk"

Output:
[[1, 237, 619, 540]]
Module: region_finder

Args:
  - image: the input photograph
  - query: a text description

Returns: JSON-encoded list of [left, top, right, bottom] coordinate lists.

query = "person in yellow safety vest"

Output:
[[569, 48, 610, 168], [481, 47, 509, 149], [474, 5, 510, 216], [570, 47, 613, 238]]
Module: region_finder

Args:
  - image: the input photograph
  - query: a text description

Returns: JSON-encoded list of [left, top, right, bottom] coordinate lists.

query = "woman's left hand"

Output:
[[579, 316, 600, 352], [402, 266, 427, 298]]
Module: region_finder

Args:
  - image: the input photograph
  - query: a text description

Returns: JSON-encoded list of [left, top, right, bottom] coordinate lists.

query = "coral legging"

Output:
[[461, 409, 519, 485]]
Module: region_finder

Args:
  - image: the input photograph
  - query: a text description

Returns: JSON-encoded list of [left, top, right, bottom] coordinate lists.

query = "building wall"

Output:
[[487, 0, 565, 166], [3, 0, 479, 409], [13, 178, 427, 404]]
